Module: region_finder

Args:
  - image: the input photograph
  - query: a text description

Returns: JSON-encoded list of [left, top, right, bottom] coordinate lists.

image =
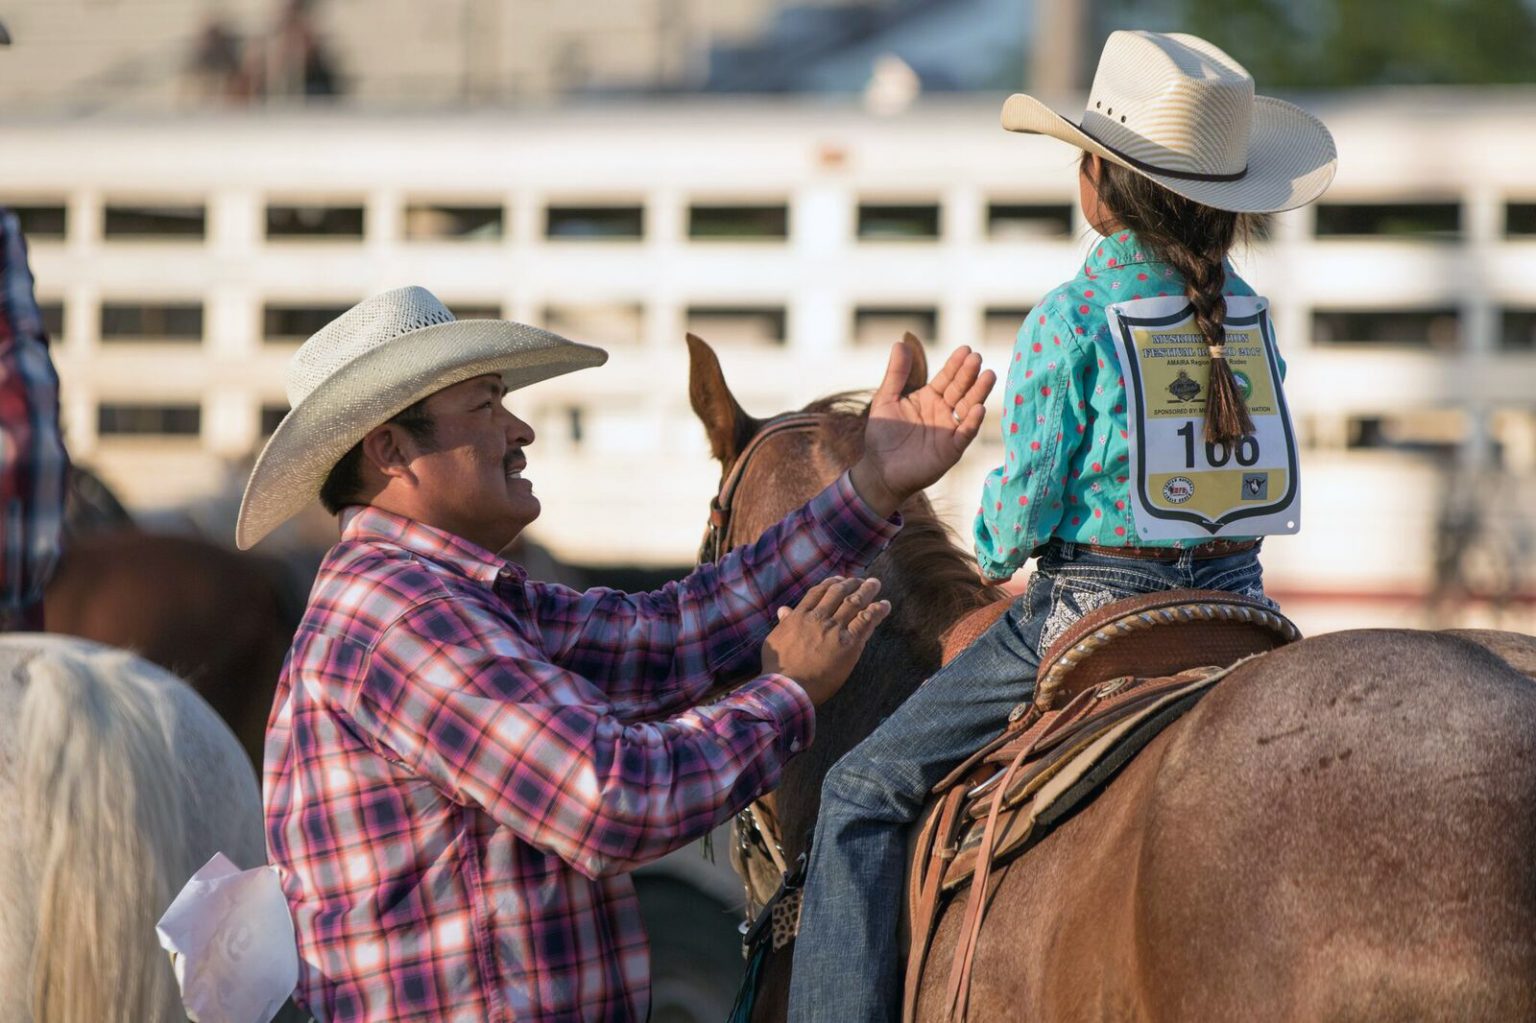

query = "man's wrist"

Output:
[[848, 459, 904, 520]]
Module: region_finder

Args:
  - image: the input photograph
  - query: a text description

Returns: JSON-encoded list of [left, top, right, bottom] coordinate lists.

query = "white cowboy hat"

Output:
[[236, 286, 606, 549], [1001, 30, 1335, 214]]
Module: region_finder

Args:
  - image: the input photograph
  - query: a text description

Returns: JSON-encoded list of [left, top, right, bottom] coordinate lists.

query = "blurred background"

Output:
[[6, 0, 1536, 634], [4, 1, 1536, 1016]]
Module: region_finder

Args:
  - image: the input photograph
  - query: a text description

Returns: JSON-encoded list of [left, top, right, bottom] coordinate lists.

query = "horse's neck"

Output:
[[775, 616, 938, 861], [775, 520, 994, 860]]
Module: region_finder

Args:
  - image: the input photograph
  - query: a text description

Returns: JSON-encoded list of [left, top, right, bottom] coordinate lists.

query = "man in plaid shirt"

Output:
[[236, 286, 993, 1021], [0, 202, 70, 633]]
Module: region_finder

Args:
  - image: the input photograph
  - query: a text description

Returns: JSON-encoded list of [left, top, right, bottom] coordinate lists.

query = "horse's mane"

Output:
[[15, 638, 190, 1022], [801, 392, 1004, 635]]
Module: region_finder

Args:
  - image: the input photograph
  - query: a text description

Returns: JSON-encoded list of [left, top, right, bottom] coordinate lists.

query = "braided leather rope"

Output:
[[1036, 594, 1301, 710]]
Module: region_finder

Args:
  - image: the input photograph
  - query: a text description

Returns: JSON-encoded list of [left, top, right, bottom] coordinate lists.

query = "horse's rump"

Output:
[[917, 629, 1536, 1022]]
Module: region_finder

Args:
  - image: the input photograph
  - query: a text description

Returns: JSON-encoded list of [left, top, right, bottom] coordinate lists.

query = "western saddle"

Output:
[[905, 588, 1301, 1021]]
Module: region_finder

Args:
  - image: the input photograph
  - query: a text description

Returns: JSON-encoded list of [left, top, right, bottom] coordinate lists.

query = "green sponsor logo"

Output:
[[1233, 370, 1254, 401]]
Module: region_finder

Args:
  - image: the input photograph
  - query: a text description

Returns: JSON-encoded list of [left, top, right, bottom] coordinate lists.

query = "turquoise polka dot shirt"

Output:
[[974, 229, 1284, 581]]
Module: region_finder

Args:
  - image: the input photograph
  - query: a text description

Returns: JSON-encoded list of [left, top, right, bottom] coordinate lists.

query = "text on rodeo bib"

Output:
[[1106, 295, 1300, 540]]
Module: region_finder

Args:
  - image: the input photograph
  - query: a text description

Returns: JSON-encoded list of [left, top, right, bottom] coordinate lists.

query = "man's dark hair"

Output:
[[319, 398, 436, 514]]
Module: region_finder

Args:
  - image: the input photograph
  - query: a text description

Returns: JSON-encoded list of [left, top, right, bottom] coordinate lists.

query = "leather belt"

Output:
[[1076, 539, 1259, 562]]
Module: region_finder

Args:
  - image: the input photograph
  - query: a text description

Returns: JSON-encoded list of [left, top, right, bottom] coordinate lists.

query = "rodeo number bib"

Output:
[[1106, 295, 1300, 540]]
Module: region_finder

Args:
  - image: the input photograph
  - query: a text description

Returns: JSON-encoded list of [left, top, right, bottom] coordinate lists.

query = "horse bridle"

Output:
[[700, 412, 826, 565], [698, 412, 830, 963]]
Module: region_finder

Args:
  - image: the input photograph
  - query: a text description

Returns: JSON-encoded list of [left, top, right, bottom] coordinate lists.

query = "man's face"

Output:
[[403, 374, 539, 553]]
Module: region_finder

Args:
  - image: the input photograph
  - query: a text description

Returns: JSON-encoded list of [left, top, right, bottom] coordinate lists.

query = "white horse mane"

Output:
[[0, 635, 264, 1023], [18, 638, 192, 1022]]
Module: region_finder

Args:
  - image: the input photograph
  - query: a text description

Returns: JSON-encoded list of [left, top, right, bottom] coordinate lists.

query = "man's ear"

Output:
[[360, 423, 415, 484]]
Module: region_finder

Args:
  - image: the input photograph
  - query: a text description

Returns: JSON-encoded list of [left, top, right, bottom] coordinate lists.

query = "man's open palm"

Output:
[[856, 342, 996, 511]]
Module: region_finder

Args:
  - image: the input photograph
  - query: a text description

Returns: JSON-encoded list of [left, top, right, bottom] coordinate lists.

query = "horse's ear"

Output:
[[686, 333, 756, 464], [900, 332, 929, 396]]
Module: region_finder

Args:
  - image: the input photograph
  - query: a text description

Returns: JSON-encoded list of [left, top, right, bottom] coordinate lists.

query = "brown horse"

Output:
[[45, 527, 304, 767], [687, 333, 1536, 1022]]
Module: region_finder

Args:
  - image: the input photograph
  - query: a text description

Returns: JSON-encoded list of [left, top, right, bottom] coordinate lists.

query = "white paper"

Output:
[[156, 852, 299, 1023]]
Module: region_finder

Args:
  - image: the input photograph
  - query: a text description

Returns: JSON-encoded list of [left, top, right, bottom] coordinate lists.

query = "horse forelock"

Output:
[[801, 390, 873, 419]]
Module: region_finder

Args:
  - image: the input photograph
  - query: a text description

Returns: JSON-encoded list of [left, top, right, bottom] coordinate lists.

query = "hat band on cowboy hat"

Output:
[[1000, 30, 1336, 214], [1080, 130, 1249, 184], [235, 286, 607, 549]]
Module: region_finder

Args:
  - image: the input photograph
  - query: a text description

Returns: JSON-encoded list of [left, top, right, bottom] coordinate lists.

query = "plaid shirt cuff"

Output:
[[735, 671, 816, 757], [810, 471, 903, 559]]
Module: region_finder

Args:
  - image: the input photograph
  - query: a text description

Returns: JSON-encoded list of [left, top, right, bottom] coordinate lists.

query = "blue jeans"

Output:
[[786, 541, 1272, 1023]]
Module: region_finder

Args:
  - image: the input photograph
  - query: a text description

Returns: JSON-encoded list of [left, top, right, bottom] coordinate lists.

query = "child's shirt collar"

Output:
[[1081, 230, 1156, 278]]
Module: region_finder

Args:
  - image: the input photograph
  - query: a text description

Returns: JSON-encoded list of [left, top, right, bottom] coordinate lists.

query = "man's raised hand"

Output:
[[850, 342, 996, 518]]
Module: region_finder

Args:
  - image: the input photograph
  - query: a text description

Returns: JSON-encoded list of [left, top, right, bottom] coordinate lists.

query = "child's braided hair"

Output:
[[1084, 152, 1270, 446]]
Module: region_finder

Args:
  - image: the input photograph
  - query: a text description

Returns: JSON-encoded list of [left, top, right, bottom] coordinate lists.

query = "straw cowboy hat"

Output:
[[1001, 30, 1335, 214], [236, 286, 606, 549]]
